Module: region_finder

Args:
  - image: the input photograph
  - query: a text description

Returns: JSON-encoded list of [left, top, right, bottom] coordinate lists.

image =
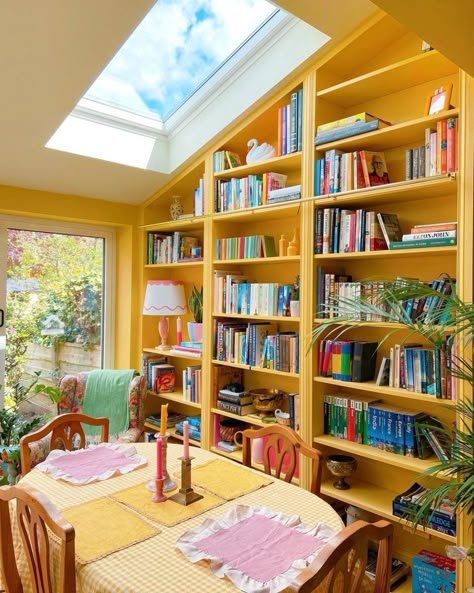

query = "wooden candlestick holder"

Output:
[[151, 477, 167, 502], [169, 457, 203, 505]]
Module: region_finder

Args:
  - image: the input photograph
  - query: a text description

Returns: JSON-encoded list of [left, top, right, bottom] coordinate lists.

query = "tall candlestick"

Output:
[[176, 316, 182, 346], [156, 436, 163, 479], [160, 403, 168, 436], [183, 420, 190, 460]]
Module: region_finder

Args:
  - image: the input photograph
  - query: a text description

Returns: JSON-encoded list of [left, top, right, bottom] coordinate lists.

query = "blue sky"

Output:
[[85, 0, 277, 120]]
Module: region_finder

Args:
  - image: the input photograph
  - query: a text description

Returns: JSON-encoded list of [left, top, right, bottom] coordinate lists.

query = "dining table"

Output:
[[16, 441, 348, 593]]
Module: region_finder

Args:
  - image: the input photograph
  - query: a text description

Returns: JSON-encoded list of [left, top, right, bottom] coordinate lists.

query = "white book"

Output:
[[402, 230, 457, 241]]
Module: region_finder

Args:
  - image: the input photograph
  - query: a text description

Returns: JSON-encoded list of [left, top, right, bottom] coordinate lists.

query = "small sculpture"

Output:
[[246, 138, 276, 164]]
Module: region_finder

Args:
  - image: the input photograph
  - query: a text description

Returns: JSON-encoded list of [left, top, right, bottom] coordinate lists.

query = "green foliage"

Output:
[[310, 275, 474, 530], [0, 371, 60, 446], [188, 285, 203, 323]]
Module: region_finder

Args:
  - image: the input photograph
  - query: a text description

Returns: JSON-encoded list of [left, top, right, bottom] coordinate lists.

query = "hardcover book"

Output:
[[389, 237, 457, 250], [216, 399, 256, 416], [316, 112, 391, 134], [218, 389, 252, 405], [360, 151, 390, 186], [152, 363, 176, 393], [377, 212, 403, 247], [351, 341, 378, 382], [314, 119, 389, 145]]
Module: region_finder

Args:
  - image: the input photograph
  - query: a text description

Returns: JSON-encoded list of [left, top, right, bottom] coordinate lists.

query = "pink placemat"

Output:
[[176, 504, 335, 593], [36, 443, 147, 484]]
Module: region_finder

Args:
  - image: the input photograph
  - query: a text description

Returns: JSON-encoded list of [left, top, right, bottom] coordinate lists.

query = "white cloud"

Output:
[[85, 0, 276, 119]]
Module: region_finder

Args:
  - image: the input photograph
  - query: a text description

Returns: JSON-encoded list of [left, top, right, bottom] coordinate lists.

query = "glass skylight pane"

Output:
[[85, 0, 278, 121]]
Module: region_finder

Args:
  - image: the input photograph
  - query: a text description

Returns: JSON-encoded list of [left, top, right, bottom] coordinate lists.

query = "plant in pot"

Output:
[[310, 275, 474, 561], [0, 371, 61, 484], [188, 285, 203, 343]]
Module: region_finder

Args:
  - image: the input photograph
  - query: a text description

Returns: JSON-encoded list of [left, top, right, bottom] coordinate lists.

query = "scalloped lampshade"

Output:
[[143, 280, 186, 349]]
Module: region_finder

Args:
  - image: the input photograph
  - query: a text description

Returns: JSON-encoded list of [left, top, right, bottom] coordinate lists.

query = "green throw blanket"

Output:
[[82, 369, 135, 437]]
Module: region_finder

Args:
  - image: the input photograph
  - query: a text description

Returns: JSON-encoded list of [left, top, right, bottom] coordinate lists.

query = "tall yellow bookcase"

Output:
[[139, 12, 473, 591]]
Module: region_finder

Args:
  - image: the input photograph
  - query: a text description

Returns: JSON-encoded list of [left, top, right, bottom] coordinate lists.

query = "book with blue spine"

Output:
[[314, 119, 390, 145]]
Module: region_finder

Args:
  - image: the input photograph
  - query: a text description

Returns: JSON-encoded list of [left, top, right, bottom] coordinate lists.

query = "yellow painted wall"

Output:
[[0, 184, 141, 370]]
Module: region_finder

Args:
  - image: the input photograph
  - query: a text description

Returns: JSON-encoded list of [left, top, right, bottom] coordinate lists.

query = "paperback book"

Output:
[[377, 212, 403, 247]]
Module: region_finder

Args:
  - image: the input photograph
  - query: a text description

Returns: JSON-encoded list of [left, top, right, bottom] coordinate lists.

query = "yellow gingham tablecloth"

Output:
[[18, 443, 347, 593]]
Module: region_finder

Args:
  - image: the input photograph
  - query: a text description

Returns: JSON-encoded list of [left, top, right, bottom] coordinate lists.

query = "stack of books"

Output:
[[170, 342, 202, 358], [314, 112, 391, 145], [175, 416, 201, 442], [388, 220, 457, 250], [216, 388, 255, 416], [145, 410, 186, 431]]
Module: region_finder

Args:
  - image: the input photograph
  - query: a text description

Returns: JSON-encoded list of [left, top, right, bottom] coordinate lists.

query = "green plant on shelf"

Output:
[[310, 274, 474, 536], [188, 285, 203, 323]]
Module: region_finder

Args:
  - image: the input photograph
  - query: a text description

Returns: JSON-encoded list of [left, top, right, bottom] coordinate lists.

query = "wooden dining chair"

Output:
[[288, 520, 393, 593], [242, 424, 323, 495], [20, 412, 110, 474], [0, 483, 76, 593]]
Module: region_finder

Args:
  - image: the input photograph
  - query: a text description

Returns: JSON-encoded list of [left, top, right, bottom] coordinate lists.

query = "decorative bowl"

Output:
[[326, 454, 357, 490], [219, 418, 247, 443], [249, 389, 286, 417]]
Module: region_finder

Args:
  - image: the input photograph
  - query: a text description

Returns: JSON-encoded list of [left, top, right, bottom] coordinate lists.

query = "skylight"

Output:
[[84, 0, 278, 122]]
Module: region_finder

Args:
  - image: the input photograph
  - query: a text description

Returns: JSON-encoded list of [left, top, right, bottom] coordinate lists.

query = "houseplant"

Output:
[[188, 285, 203, 343], [310, 276, 474, 542], [0, 371, 61, 483]]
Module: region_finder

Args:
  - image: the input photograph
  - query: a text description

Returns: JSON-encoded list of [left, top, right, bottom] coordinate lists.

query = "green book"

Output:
[[389, 237, 456, 250]]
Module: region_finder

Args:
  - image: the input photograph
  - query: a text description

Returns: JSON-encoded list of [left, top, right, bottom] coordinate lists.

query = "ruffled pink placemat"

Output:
[[176, 504, 335, 593], [36, 443, 147, 484]]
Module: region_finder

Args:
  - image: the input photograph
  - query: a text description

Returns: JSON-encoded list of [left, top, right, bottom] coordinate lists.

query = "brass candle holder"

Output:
[[151, 476, 167, 503], [169, 456, 203, 506]]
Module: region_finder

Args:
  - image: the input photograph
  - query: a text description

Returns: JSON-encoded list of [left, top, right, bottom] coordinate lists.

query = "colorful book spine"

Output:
[[314, 119, 384, 145], [389, 237, 457, 250]]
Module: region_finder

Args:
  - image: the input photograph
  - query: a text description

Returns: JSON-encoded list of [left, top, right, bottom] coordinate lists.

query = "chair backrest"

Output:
[[288, 520, 393, 593], [20, 412, 109, 474], [242, 424, 323, 495], [0, 484, 76, 593]]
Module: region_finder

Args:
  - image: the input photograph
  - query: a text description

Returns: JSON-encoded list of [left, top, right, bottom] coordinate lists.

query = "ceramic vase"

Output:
[[287, 227, 300, 256], [278, 234, 287, 256], [170, 195, 184, 220]]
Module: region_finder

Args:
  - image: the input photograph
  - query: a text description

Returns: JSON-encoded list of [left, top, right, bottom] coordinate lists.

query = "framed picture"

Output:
[[424, 83, 452, 116]]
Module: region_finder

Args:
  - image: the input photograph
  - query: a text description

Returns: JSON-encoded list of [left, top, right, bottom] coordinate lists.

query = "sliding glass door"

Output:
[[0, 216, 114, 409]]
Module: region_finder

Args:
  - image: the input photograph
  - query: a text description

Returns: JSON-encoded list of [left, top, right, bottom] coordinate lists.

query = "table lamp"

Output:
[[143, 280, 187, 350]]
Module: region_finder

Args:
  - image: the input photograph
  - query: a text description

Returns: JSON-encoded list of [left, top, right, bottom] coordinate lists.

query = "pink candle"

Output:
[[176, 317, 182, 346], [156, 436, 163, 479], [183, 420, 190, 460]]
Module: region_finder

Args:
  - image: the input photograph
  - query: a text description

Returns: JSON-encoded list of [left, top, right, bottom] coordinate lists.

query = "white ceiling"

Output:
[[4, 0, 464, 207]]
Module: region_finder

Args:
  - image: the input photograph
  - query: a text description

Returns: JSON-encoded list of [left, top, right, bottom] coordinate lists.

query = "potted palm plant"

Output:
[[188, 285, 203, 343], [310, 275, 474, 554]]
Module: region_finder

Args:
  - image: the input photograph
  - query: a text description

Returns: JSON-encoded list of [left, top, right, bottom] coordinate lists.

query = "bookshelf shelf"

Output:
[[213, 359, 299, 377], [321, 478, 455, 543], [143, 347, 202, 361], [210, 446, 243, 462], [313, 174, 456, 207], [313, 376, 457, 406], [146, 390, 202, 409], [213, 201, 302, 221], [314, 435, 440, 473], [145, 260, 204, 269], [314, 246, 457, 261], [213, 312, 300, 323], [317, 51, 457, 107], [214, 152, 301, 179], [142, 218, 205, 232], [210, 407, 265, 427], [213, 256, 300, 265]]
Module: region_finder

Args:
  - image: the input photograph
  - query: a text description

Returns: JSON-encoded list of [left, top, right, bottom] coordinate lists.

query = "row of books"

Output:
[[314, 111, 391, 145], [382, 338, 456, 399], [324, 395, 450, 460], [314, 149, 389, 196], [318, 340, 378, 382], [217, 389, 255, 416], [375, 213, 458, 250], [215, 234, 276, 260], [182, 364, 202, 403], [214, 172, 287, 212], [277, 88, 303, 156], [146, 231, 201, 264], [316, 273, 388, 321], [261, 331, 299, 373], [141, 353, 167, 390], [314, 207, 393, 254], [405, 117, 458, 180], [214, 272, 297, 317], [315, 271, 455, 324]]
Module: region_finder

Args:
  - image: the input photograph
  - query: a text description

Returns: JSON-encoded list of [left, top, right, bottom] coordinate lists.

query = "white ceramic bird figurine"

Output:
[[246, 138, 276, 164]]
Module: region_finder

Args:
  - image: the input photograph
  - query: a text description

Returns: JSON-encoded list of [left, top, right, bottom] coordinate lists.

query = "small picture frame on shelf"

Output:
[[424, 83, 452, 116]]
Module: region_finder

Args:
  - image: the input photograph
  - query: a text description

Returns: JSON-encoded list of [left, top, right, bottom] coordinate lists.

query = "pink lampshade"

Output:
[[143, 280, 187, 316]]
